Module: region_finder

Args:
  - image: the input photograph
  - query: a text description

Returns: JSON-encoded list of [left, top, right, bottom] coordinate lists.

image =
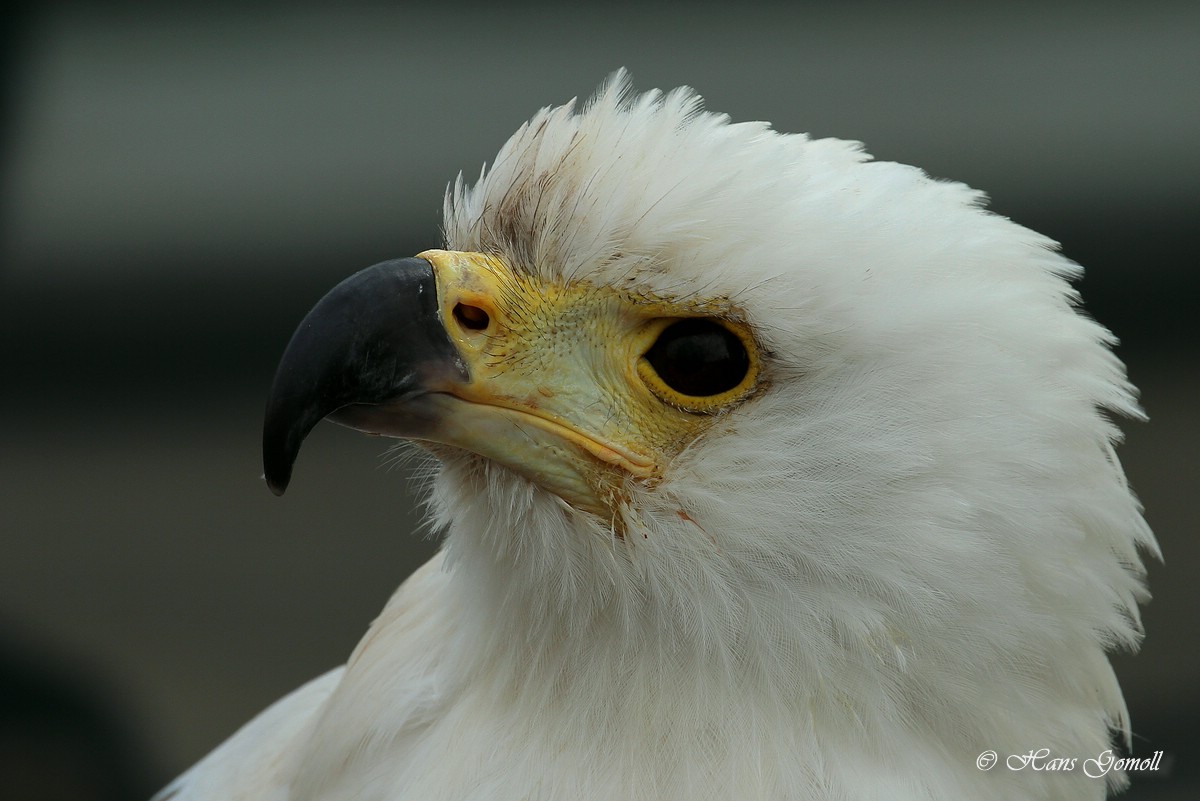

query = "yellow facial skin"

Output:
[[408, 249, 762, 519]]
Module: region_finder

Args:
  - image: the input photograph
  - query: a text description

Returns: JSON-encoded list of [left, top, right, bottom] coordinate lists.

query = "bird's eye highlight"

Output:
[[638, 318, 757, 411]]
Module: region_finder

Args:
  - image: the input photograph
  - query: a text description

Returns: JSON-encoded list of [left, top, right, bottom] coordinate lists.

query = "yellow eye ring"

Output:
[[636, 317, 760, 412]]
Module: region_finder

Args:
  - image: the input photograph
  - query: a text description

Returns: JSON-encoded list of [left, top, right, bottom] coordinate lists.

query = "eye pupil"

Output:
[[643, 319, 750, 397]]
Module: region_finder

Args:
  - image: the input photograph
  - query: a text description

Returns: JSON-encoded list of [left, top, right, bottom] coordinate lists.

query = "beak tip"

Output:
[[262, 434, 296, 496], [264, 472, 289, 496]]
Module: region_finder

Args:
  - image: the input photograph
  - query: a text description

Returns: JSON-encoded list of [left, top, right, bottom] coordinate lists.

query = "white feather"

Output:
[[164, 71, 1156, 800]]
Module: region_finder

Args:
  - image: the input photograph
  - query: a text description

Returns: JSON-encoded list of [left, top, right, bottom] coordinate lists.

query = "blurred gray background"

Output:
[[1, 2, 1196, 799]]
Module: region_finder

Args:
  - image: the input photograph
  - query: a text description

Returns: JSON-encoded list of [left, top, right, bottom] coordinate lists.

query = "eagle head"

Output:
[[262, 72, 1156, 799]]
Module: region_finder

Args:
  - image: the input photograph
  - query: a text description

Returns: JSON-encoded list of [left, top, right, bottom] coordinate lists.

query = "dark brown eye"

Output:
[[642, 319, 750, 397]]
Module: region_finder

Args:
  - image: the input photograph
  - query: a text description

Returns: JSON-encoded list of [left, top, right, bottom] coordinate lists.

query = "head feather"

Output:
[[431, 72, 1155, 798]]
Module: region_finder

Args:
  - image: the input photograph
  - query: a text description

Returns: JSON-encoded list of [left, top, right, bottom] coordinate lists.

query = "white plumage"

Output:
[[160, 73, 1156, 801]]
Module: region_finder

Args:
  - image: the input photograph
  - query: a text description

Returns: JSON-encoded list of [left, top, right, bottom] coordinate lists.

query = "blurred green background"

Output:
[[1, 2, 1195, 799]]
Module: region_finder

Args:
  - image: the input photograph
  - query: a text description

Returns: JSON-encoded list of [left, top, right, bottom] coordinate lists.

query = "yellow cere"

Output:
[[415, 249, 762, 516]]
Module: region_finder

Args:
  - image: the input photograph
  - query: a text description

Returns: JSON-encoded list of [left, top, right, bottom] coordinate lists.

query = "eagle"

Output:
[[158, 73, 1157, 801]]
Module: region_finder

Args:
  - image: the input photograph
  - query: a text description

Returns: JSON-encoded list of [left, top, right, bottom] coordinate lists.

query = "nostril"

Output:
[[453, 303, 490, 331]]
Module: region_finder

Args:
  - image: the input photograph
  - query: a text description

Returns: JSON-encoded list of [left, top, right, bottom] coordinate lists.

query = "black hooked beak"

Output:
[[262, 257, 467, 495]]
